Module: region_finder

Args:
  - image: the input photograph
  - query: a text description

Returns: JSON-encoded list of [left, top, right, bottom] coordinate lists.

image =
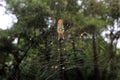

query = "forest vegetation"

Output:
[[0, 0, 120, 80]]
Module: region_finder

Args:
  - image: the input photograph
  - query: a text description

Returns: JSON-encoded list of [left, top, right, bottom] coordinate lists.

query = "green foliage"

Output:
[[0, 0, 120, 80]]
